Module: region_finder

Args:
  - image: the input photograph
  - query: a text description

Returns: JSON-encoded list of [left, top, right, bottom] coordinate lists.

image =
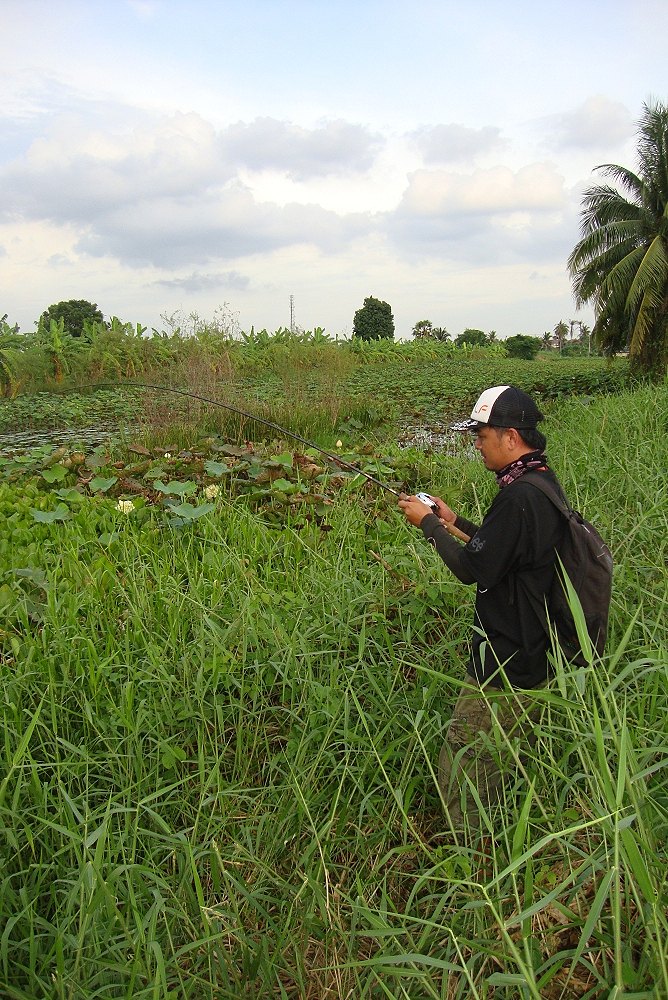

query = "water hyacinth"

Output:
[[115, 499, 134, 513]]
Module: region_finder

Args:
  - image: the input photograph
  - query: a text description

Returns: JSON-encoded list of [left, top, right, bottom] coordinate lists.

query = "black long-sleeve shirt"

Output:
[[421, 471, 565, 688]]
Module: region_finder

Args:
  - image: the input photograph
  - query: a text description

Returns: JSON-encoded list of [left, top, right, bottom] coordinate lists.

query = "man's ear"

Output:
[[505, 427, 522, 449]]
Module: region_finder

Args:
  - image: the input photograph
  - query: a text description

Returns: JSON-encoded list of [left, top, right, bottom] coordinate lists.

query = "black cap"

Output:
[[450, 385, 543, 432]]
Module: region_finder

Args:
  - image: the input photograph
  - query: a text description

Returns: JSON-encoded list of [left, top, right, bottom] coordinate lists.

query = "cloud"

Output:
[[1, 111, 228, 223], [75, 183, 372, 267], [411, 123, 503, 163], [0, 109, 377, 267], [553, 96, 633, 151], [154, 270, 250, 292], [401, 163, 565, 216], [222, 117, 383, 179], [385, 162, 572, 265], [127, 0, 160, 20]]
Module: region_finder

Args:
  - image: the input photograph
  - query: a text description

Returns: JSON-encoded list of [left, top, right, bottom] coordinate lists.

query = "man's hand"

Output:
[[425, 494, 457, 525], [398, 493, 457, 528]]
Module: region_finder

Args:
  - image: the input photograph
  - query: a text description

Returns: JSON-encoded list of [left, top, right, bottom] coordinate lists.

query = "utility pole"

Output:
[[289, 294, 295, 334]]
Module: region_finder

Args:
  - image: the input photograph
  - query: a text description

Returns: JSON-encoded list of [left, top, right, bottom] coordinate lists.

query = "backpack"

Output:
[[521, 473, 613, 666]]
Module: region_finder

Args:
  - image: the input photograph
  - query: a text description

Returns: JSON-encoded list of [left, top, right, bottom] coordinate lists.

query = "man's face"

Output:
[[473, 425, 510, 471]]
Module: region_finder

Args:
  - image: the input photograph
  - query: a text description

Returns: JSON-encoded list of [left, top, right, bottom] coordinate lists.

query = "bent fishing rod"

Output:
[[60, 381, 470, 541]]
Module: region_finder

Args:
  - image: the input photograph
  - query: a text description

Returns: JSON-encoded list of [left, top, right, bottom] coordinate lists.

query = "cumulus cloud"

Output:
[[553, 96, 633, 150], [399, 163, 565, 217], [411, 123, 503, 163], [386, 162, 572, 265], [222, 117, 382, 179], [1, 111, 228, 223], [0, 109, 378, 267]]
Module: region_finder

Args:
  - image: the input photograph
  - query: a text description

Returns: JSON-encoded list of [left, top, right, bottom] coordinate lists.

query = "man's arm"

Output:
[[419, 513, 476, 584]]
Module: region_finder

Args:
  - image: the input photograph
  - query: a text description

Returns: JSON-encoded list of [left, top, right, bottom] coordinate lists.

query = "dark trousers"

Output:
[[438, 681, 545, 836]]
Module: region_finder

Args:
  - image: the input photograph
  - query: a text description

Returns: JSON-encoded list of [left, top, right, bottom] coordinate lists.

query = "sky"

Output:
[[1, 0, 666, 341]]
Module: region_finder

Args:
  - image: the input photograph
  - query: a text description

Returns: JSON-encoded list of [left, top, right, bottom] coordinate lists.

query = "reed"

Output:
[[1, 384, 666, 998]]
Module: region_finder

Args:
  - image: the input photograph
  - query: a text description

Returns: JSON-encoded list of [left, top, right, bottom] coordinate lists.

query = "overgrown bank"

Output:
[[1, 383, 666, 998]]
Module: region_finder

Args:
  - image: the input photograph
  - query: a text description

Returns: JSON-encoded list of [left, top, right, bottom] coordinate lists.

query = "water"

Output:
[[0, 423, 125, 456], [397, 422, 475, 456]]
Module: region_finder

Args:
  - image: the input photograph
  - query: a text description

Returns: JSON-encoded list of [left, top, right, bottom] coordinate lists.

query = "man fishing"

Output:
[[398, 385, 565, 836]]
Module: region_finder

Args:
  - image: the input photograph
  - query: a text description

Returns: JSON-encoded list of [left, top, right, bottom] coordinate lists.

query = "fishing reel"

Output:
[[415, 492, 439, 513]]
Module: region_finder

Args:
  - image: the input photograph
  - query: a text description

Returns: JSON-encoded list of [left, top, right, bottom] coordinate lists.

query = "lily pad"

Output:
[[154, 480, 198, 498], [204, 460, 232, 477], [215, 444, 247, 457], [89, 476, 118, 493], [55, 487, 85, 501], [30, 503, 71, 523], [164, 501, 216, 524], [270, 478, 299, 494], [41, 465, 68, 483]]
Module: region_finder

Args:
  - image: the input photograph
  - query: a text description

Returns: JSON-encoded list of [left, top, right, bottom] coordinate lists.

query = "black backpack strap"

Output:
[[520, 471, 572, 518]]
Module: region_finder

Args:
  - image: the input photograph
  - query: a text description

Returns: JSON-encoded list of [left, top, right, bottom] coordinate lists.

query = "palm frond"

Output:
[[568, 100, 668, 377], [625, 236, 668, 316], [592, 164, 644, 200], [577, 185, 641, 236]]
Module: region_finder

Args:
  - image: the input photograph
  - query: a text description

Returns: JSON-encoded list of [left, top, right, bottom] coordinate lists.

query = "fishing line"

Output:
[[59, 380, 403, 496]]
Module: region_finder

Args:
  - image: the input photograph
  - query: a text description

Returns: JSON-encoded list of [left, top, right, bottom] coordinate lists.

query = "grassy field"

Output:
[[1, 370, 666, 998]]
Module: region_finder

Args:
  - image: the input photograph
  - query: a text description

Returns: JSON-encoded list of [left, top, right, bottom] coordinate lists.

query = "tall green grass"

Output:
[[1, 385, 666, 998]]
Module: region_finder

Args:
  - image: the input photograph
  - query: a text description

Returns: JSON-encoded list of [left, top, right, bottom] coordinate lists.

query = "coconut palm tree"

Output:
[[553, 320, 569, 353], [568, 101, 668, 377]]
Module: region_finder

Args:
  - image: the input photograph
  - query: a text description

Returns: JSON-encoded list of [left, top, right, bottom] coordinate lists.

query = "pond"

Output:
[[397, 421, 475, 456], [0, 423, 127, 457]]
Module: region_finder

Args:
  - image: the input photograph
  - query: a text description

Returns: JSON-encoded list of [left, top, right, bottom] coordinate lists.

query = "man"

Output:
[[398, 385, 565, 835]]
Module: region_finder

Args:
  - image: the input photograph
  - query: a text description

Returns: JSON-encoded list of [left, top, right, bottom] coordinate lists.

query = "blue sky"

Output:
[[1, 0, 666, 339]]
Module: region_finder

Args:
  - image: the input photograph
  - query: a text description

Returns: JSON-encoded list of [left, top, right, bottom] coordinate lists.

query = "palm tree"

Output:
[[553, 320, 569, 353], [432, 326, 451, 342], [579, 322, 592, 354], [568, 101, 668, 377]]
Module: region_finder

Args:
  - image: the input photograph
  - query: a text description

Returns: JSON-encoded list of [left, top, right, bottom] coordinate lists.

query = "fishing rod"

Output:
[[59, 381, 470, 541]]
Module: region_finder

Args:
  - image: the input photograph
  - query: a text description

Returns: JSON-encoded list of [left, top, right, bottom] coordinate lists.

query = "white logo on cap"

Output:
[[471, 385, 510, 423]]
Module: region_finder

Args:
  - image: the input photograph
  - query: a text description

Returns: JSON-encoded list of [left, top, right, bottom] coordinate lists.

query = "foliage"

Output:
[[411, 318, 433, 339], [0, 355, 632, 450], [352, 295, 395, 341], [0, 316, 23, 350], [159, 302, 241, 340], [0, 386, 666, 996], [553, 320, 569, 353], [505, 334, 542, 359], [412, 319, 451, 342], [432, 326, 450, 341], [568, 100, 668, 378], [0, 353, 15, 397], [38, 299, 105, 339], [455, 327, 488, 347]]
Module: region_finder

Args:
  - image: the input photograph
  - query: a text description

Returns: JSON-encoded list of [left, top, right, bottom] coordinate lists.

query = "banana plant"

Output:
[[0, 349, 17, 397]]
